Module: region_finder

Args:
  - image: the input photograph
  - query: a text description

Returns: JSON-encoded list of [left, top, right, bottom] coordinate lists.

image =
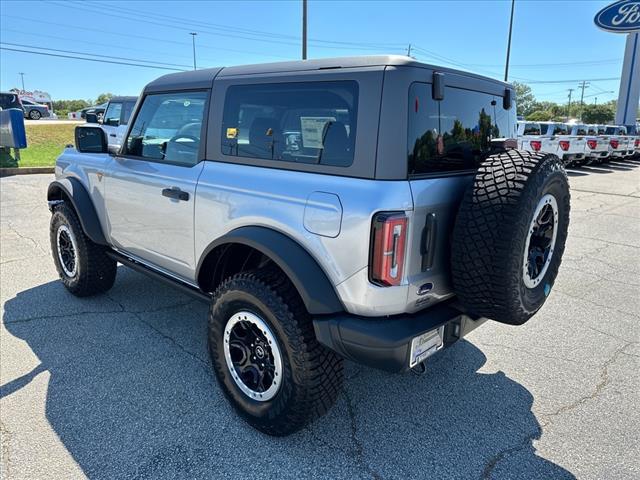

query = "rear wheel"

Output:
[[208, 268, 343, 436], [50, 204, 117, 296], [451, 150, 570, 325]]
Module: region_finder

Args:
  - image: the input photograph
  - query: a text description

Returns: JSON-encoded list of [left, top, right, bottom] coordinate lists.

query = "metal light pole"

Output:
[[567, 88, 574, 118], [504, 0, 515, 82], [302, 0, 308, 60], [18, 72, 25, 91], [190, 32, 198, 70]]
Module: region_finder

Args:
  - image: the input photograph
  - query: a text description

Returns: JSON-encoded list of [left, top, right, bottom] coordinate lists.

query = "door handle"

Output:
[[109, 133, 116, 137], [162, 187, 189, 201], [420, 213, 437, 271]]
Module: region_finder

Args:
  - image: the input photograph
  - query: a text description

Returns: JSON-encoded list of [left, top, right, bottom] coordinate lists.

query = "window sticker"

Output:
[[300, 116, 336, 149], [226, 127, 238, 139]]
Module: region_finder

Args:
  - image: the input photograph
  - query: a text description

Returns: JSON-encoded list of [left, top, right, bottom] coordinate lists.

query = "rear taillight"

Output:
[[587, 139, 597, 150], [529, 140, 542, 151], [610, 139, 619, 149], [635, 139, 639, 147], [370, 212, 407, 287], [559, 140, 570, 151]]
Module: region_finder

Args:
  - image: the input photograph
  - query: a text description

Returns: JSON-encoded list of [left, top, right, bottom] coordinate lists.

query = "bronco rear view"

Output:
[[48, 56, 570, 436]]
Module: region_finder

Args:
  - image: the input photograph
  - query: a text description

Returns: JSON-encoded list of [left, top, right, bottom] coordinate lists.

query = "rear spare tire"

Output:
[[451, 150, 570, 325]]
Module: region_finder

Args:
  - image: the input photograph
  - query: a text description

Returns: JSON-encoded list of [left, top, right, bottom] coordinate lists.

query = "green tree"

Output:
[[582, 103, 616, 124], [513, 82, 536, 117], [526, 110, 554, 121], [95, 93, 114, 105]]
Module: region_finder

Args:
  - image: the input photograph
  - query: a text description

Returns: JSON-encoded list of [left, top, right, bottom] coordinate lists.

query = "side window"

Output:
[[408, 84, 516, 175], [221, 81, 358, 167], [103, 102, 122, 127], [552, 124, 568, 135], [125, 91, 207, 166], [540, 124, 549, 135], [122, 101, 136, 125]]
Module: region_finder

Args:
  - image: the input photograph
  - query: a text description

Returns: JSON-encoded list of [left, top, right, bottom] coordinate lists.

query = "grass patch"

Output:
[[0, 123, 75, 168]]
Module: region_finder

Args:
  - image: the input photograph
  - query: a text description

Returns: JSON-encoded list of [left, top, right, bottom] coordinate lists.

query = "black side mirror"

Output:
[[85, 113, 98, 124], [504, 88, 513, 110], [75, 126, 108, 153], [432, 72, 444, 101]]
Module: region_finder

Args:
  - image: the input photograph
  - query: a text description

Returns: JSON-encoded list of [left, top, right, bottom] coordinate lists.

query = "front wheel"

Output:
[[50, 204, 117, 296], [29, 109, 41, 120], [208, 269, 343, 436]]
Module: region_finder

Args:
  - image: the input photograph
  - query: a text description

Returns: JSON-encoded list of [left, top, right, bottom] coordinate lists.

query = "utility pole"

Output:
[[18, 72, 25, 92], [567, 88, 574, 118], [190, 33, 197, 70], [504, 0, 515, 82], [578, 81, 590, 106], [578, 81, 589, 120], [594, 97, 598, 105], [407, 44, 412, 57], [302, 0, 308, 60]]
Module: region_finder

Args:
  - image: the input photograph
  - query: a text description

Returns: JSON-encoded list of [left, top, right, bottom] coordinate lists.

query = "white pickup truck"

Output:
[[601, 125, 629, 160], [517, 121, 586, 166], [85, 96, 138, 149], [570, 124, 609, 164]]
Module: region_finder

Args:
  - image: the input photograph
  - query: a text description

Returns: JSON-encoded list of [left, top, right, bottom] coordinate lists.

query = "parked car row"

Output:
[[517, 121, 639, 166], [0, 91, 51, 120]]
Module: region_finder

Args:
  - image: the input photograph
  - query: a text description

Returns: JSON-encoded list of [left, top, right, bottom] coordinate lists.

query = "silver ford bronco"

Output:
[[48, 56, 570, 436]]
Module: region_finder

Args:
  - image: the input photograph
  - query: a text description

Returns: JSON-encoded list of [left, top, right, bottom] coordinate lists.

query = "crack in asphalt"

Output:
[[5, 221, 49, 256], [343, 389, 383, 480], [539, 342, 638, 423], [105, 294, 211, 371], [481, 340, 638, 479]]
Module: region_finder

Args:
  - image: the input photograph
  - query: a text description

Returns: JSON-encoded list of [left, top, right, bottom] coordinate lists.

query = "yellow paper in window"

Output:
[[226, 127, 238, 139]]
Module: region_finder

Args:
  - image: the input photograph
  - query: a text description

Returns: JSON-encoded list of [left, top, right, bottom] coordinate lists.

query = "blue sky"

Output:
[[0, 0, 627, 105]]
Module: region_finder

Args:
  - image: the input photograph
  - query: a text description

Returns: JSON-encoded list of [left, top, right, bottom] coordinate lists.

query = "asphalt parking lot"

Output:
[[1, 161, 639, 480]]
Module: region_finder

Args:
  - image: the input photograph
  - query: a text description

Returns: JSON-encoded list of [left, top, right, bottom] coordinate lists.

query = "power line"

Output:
[[0, 47, 185, 71], [60, 0, 405, 50], [1, 42, 192, 68], [0, 14, 293, 60]]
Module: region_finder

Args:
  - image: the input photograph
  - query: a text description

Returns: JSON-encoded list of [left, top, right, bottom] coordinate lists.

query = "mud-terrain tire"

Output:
[[451, 150, 570, 325], [50, 204, 117, 296], [208, 268, 343, 436]]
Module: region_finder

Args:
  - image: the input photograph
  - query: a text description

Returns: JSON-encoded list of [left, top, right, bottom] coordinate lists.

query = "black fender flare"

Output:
[[47, 178, 108, 245], [197, 226, 344, 315]]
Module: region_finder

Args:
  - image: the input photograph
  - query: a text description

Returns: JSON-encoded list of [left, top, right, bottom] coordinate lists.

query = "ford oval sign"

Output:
[[595, 0, 640, 32]]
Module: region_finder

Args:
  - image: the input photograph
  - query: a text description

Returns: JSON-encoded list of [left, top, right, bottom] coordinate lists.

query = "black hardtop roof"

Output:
[[144, 55, 512, 92]]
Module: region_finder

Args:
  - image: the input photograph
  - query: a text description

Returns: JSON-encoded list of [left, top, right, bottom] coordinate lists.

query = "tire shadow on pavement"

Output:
[[1, 268, 576, 479]]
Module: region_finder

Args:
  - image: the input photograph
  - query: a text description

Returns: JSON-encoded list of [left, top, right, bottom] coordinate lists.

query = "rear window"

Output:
[[523, 123, 541, 135], [587, 127, 597, 135], [408, 84, 515, 175], [575, 126, 587, 135], [551, 124, 568, 135], [221, 81, 358, 168], [605, 127, 617, 135]]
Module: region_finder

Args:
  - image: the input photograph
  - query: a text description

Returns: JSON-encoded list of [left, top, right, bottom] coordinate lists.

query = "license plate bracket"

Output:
[[409, 326, 444, 368]]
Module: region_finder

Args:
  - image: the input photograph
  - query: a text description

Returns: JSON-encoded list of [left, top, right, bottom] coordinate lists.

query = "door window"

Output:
[[103, 102, 122, 127], [125, 91, 208, 166]]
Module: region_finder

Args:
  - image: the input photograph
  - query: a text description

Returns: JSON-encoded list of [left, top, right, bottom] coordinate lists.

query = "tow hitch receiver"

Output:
[[409, 326, 444, 368]]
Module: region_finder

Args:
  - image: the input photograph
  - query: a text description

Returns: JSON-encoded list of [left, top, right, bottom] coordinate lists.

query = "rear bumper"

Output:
[[562, 153, 584, 163], [313, 301, 488, 373]]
